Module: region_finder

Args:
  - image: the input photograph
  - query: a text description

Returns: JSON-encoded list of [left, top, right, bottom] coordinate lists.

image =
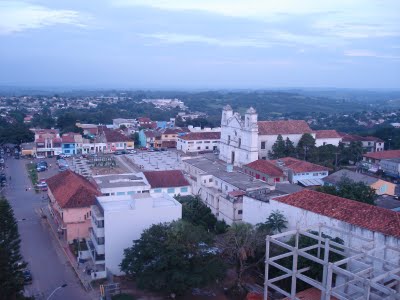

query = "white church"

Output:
[[219, 105, 340, 167]]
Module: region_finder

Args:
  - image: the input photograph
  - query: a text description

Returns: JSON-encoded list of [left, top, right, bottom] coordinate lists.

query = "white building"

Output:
[[243, 189, 400, 250], [182, 156, 270, 224], [93, 173, 150, 196], [112, 118, 137, 129], [219, 106, 316, 167], [272, 157, 330, 186], [177, 132, 220, 153], [314, 130, 342, 147], [140, 170, 192, 196], [87, 193, 182, 278]]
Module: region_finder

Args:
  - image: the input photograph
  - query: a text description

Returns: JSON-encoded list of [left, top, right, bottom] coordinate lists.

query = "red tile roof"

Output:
[[276, 190, 400, 238], [258, 120, 312, 135], [138, 117, 151, 122], [61, 133, 76, 143], [314, 130, 342, 139], [143, 170, 189, 188], [180, 132, 221, 141], [47, 170, 100, 209], [103, 129, 132, 143], [363, 150, 400, 160], [340, 133, 384, 143], [228, 190, 246, 197], [163, 128, 183, 135], [273, 157, 329, 173], [244, 160, 284, 177]]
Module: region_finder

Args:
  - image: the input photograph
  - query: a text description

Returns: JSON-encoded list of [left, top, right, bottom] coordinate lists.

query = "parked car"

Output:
[[113, 151, 123, 155], [36, 165, 47, 172], [128, 149, 137, 154], [36, 181, 48, 191]]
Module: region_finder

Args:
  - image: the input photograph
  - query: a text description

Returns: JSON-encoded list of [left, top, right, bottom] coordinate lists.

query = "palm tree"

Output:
[[264, 210, 288, 233]]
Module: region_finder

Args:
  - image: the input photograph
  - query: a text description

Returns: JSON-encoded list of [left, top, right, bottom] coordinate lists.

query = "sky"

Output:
[[0, 0, 399, 89]]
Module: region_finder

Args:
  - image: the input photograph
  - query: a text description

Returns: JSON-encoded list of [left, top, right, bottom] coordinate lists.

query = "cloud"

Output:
[[0, 1, 90, 35], [344, 49, 400, 60], [139, 33, 275, 48]]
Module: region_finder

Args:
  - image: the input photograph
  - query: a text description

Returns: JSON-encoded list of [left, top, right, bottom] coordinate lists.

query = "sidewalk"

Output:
[[38, 206, 99, 299]]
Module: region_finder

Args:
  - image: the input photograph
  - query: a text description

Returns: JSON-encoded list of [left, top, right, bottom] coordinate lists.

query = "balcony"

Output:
[[90, 228, 105, 255], [86, 239, 105, 264], [90, 222, 104, 238]]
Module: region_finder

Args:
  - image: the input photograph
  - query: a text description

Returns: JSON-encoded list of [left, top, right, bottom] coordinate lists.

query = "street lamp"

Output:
[[47, 284, 68, 300]]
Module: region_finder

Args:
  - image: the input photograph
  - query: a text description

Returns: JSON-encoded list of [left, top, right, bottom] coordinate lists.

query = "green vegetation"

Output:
[[257, 210, 288, 234], [0, 197, 27, 300], [26, 163, 38, 186], [175, 195, 228, 234], [111, 294, 136, 300], [317, 176, 376, 205], [120, 220, 225, 295], [0, 117, 33, 145]]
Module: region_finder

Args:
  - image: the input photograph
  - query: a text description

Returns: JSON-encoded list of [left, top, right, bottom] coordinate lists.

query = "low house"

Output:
[[93, 173, 150, 196], [314, 130, 342, 147], [87, 193, 182, 278], [97, 127, 134, 152], [272, 157, 330, 186], [380, 158, 400, 179], [112, 118, 136, 129], [341, 133, 385, 152], [243, 159, 287, 184], [177, 132, 220, 153], [20, 142, 36, 157], [142, 170, 191, 196], [138, 129, 161, 148], [322, 169, 396, 196], [33, 129, 62, 157], [47, 170, 101, 243], [363, 150, 400, 164], [61, 132, 83, 155], [137, 117, 156, 129], [160, 128, 185, 148]]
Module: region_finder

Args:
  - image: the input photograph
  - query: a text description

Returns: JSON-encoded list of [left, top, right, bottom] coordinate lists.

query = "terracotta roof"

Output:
[[138, 117, 151, 122], [34, 129, 59, 134], [179, 132, 221, 141], [103, 129, 132, 143], [272, 157, 330, 173], [314, 130, 342, 139], [275, 190, 400, 238], [163, 128, 183, 135], [363, 136, 384, 142], [62, 133, 76, 143], [47, 170, 100, 209], [143, 170, 189, 188], [363, 150, 400, 160], [281, 288, 338, 300], [258, 120, 312, 135], [340, 133, 383, 143], [228, 190, 246, 197], [244, 160, 284, 177]]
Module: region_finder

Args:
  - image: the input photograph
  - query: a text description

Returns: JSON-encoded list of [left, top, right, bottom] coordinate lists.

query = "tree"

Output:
[[0, 197, 26, 300], [120, 221, 225, 295], [219, 223, 265, 292], [317, 176, 376, 205], [175, 195, 228, 234], [258, 210, 288, 234], [284, 137, 296, 157], [270, 135, 286, 159], [296, 133, 316, 161]]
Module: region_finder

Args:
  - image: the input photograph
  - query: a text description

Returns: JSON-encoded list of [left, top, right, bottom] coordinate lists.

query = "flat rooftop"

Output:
[[97, 193, 181, 212], [93, 173, 148, 189], [184, 157, 269, 191]]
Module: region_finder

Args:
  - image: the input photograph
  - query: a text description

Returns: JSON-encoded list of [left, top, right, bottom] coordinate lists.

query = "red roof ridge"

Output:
[[143, 170, 189, 188], [257, 120, 312, 135]]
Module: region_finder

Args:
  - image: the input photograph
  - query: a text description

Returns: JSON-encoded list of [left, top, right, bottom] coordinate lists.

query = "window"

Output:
[[209, 178, 213, 182], [262, 177, 266, 181], [205, 146, 209, 149], [256, 174, 260, 179], [262, 157, 266, 160], [228, 135, 231, 144], [116, 192, 125, 196], [180, 187, 188, 193], [196, 141, 202, 144], [238, 210, 243, 215], [238, 138, 241, 148], [154, 188, 162, 193], [197, 147, 201, 150], [225, 185, 228, 191], [127, 191, 134, 195], [167, 188, 175, 193], [261, 141, 266, 149]]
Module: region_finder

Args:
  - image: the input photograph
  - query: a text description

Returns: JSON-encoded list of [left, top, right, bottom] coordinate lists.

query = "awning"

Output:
[[298, 178, 324, 187]]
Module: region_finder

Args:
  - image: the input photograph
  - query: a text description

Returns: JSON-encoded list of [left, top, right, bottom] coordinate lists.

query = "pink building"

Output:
[[47, 170, 100, 243]]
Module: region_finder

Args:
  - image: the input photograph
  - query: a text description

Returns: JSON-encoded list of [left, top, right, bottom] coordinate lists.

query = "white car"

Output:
[[35, 155, 46, 159]]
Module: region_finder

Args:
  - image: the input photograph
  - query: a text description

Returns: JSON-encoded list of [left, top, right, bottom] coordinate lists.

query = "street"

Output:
[[2, 157, 90, 300]]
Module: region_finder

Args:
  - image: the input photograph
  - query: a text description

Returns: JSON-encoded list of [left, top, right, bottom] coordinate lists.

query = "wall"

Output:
[[63, 207, 92, 242], [104, 197, 182, 275], [242, 196, 400, 250], [258, 133, 315, 158], [243, 166, 286, 185], [177, 138, 219, 153], [292, 171, 328, 184], [150, 186, 191, 196]]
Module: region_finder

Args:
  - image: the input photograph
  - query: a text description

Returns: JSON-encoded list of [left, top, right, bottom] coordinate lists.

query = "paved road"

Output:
[[2, 157, 89, 300]]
